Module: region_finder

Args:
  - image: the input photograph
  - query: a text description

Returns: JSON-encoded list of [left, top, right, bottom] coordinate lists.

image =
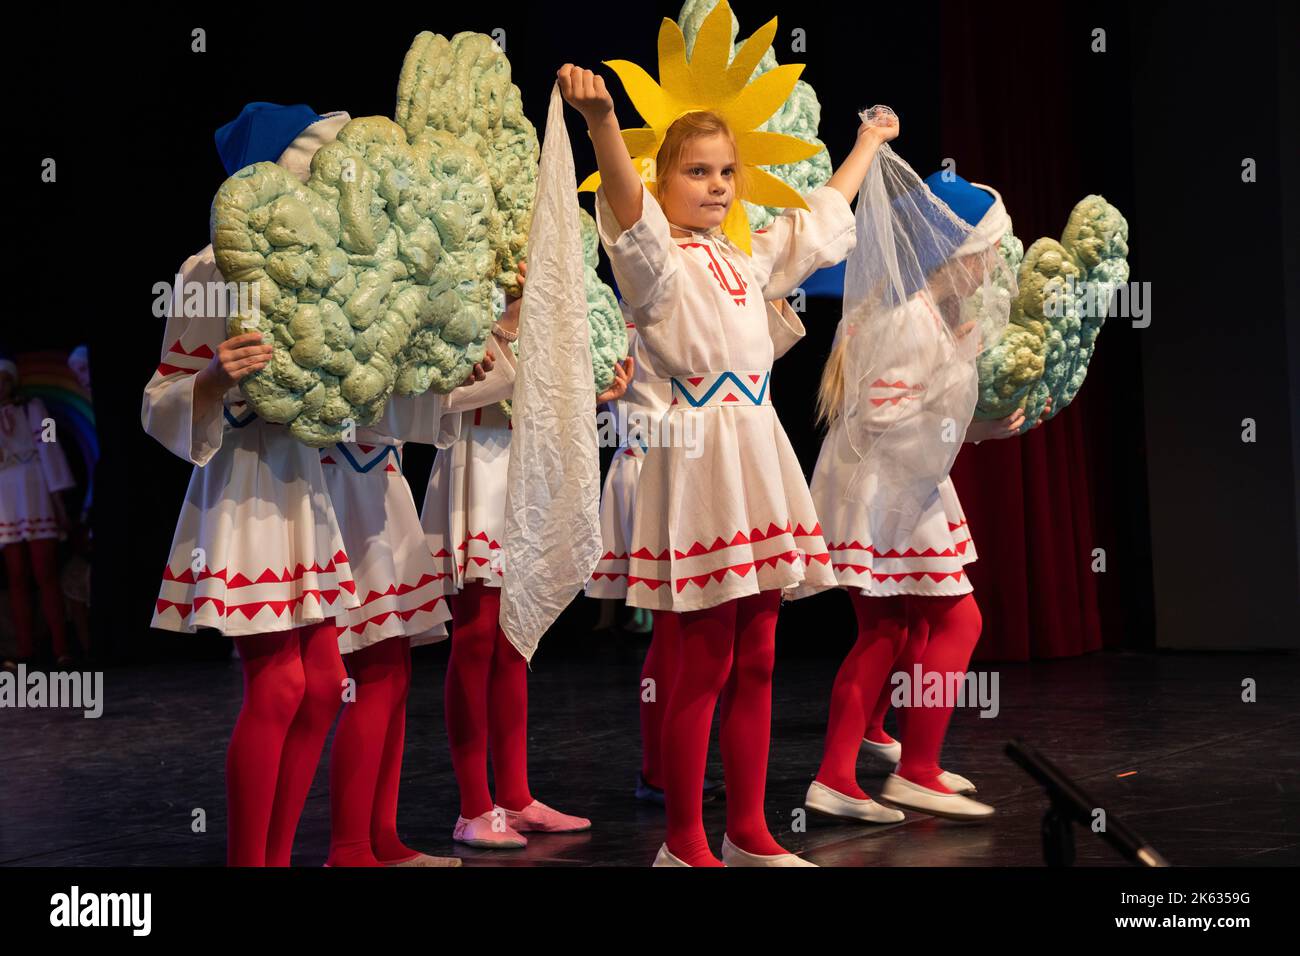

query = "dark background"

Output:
[[12, 0, 1298, 664]]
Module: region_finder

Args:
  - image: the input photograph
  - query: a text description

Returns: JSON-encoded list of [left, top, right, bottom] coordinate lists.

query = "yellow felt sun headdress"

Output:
[[577, 0, 823, 255]]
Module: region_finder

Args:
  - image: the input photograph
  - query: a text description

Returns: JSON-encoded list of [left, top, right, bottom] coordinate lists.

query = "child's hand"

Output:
[[498, 260, 526, 337], [966, 409, 1027, 442], [458, 350, 496, 388], [597, 356, 635, 404], [558, 64, 614, 126], [1030, 396, 1053, 428], [966, 396, 1052, 441], [195, 332, 273, 405], [859, 110, 899, 145]]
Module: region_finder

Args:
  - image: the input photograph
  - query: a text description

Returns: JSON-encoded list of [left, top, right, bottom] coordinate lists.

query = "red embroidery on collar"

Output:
[[680, 241, 748, 306]]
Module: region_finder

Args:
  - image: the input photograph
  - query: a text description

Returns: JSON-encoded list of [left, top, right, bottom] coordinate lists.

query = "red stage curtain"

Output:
[[940, 0, 1122, 661]]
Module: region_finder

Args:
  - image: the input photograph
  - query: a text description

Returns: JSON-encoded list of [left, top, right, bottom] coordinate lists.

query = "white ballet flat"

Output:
[[938, 770, 976, 794], [804, 780, 906, 824], [860, 736, 903, 765], [879, 773, 994, 821], [652, 844, 691, 867], [721, 835, 818, 867]]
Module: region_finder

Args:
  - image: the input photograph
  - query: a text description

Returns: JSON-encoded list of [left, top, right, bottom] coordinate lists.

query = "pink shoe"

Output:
[[453, 811, 528, 849], [500, 799, 591, 833]]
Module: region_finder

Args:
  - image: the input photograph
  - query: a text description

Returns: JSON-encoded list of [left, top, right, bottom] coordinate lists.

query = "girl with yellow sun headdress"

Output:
[[557, 0, 898, 868]]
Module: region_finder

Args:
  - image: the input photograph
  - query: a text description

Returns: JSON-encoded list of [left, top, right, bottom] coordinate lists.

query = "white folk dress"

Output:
[[586, 299, 808, 601], [593, 183, 854, 613], [143, 246, 362, 637], [420, 377, 515, 594], [799, 294, 976, 598], [321, 430, 450, 655], [0, 398, 75, 545], [331, 349, 517, 652]]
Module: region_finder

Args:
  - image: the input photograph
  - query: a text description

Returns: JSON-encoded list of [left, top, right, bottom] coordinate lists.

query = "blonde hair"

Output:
[[815, 333, 848, 428], [652, 111, 747, 211]]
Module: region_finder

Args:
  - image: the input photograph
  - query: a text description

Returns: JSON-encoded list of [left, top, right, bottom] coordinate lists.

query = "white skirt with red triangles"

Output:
[[421, 404, 511, 594], [586, 442, 643, 601], [796, 414, 977, 599], [320, 441, 452, 654], [623, 403, 837, 613], [152, 417, 360, 637]]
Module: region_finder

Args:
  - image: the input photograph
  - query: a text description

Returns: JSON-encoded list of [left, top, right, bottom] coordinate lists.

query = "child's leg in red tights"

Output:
[[719, 590, 785, 856], [446, 582, 497, 819], [896, 594, 982, 792], [28, 538, 70, 659], [3, 543, 35, 659], [227, 630, 307, 866], [326, 636, 408, 867], [265, 622, 346, 866], [866, 607, 929, 744], [489, 624, 533, 812], [639, 611, 681, 789], [816, 592, 908, 799], [661, 600, 736, 867], [371, 638, 420, 863]]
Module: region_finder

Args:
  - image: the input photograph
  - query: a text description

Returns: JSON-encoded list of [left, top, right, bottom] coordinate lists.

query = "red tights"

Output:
[[818, 593, 982, 797], [3, 538, 69, 659], [227, 621, 345, 866], [865, 603, 929, 744], [662, 590, 784, 867], [326, 637, 421, 866], [638, 611, 681, 788], [445, 581, 532, 819]]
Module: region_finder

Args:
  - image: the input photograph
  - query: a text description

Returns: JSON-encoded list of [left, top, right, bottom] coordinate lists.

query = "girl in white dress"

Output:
[[558, 57, 892, 867], [144, 104, 498, 866], [799, 168, 1036, 824], [422, 262, 632, 849], [322, 353, 514, 868], [586, 301, 802, 806], [0, 359, 76, 668]]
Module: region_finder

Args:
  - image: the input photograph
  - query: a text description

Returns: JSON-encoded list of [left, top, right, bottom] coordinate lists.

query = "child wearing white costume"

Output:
[[321, 353, 515, 868], [558, 0, 893, 867], [144, 103, 501, 867], [798, 166, 1041, 824], [422, 261, 632, 849], [0, 358, 76, 668], [585, 301, 803, 806]]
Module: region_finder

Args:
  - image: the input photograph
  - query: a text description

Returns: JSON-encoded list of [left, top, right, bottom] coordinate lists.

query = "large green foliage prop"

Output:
[[975, 196, 1129, 430], [211, 116, 497, 446]]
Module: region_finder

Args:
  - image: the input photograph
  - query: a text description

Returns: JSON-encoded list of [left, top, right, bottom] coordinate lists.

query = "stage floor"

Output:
[[3, 635, 1297, 867]]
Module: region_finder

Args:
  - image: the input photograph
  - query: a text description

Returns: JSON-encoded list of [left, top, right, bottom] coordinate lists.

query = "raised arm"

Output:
[[558, 65, 644, 232]]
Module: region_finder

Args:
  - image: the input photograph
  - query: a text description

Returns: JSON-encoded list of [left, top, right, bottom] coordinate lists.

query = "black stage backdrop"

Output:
[[17, 1, 1296, 664]]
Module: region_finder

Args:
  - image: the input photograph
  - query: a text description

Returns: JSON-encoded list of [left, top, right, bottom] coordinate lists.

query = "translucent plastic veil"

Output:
[[838, 117, 1015, 553]]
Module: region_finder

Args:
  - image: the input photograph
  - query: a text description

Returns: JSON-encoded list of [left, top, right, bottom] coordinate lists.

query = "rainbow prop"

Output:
[[12, 350, 98, 485]]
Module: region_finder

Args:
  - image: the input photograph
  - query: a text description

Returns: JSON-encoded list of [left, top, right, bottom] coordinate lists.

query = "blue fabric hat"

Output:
[[214, 102, 324, 176], [922, 170, 995, 228]]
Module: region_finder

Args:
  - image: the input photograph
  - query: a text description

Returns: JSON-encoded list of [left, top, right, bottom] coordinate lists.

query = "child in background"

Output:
[[1, 358, 76, 670]]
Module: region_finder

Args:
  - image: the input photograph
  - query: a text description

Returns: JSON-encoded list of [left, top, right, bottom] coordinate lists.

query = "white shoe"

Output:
[[804, 780, 906, 824], [861, 736, 903, 765], [879, 773, 994, 821], [938, 770, 976, 794], [652, 844, 691, 867], [721, 835, 818, 867]]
